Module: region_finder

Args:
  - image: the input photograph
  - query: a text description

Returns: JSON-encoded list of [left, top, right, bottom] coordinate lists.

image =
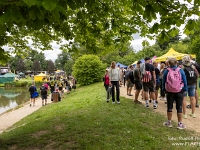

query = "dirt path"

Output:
[[120, 85, 200, 133], [0, 86, 200, 134]]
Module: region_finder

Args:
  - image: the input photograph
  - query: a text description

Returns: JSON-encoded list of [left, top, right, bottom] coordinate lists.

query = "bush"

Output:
[[72, 55, 106, 85]]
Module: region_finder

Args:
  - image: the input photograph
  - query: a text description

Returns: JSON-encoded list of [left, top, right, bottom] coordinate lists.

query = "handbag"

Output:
[[32, 91, 39, 98]]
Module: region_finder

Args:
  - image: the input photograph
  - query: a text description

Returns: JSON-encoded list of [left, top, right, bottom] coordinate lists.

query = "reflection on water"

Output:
[[0, 87, 30, 114]]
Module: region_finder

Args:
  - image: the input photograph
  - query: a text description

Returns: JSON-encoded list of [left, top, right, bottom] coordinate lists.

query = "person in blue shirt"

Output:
[[162, 57, 187, 130]]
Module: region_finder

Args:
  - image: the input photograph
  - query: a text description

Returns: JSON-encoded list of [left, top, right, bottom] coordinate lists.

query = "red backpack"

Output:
[[142, 71, 152, 82]]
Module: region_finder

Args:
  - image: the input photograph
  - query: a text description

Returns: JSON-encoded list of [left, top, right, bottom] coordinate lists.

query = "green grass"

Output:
[[0, 82, 199, 150]]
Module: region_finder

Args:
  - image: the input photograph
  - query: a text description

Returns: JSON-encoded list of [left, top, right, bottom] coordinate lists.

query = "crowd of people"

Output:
[[28, 76, 77, 106], [104, 55, 200, 130]]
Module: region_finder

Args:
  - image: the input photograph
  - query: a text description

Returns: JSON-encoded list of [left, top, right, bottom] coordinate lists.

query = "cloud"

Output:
[[42, 41, 62, 62], [131, 34, 156, 51]]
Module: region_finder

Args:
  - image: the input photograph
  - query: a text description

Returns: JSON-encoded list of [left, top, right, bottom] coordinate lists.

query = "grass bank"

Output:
[[0, 82, 197, 150]]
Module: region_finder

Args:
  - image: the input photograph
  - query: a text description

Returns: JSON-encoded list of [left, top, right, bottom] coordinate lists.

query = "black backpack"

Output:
[[183, 65, 197, 85], [125, 70, 130, 80], [193, 62, 200, 74], [128, 70, 134, 84], [41, 85, 47, 95]]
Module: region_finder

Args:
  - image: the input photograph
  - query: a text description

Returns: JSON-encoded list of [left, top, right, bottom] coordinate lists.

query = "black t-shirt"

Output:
[[155, 68, 160, 76], [29, 86, 35, 94], [145, 63, 155, 74], [145, 63, 155, 81]]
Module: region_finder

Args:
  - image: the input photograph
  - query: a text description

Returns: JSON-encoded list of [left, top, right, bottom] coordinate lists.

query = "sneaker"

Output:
[[153, 104, 158, 109], [177, 123, 186, 130], [186, 104, 191, 108], [129, 94, 133, 96], [163, 121, 172, 128], [160, 97, 164, 100], [116, 101, 120, 104], [196, 104, 199, 108], [146, 104, 149, 108], [112, 102, 115, 104], [30, 104, 31, 107], [183, 114, 187, 119], [190, 113, 196, 118]]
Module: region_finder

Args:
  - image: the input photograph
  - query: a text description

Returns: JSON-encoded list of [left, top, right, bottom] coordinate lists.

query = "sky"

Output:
[[44, 30, 187, 62]]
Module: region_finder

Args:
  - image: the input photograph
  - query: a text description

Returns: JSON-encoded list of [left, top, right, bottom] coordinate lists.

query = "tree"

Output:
[[64, 59, 74, 76], [190, 36, 200, 63], [24, 59, 33, 71], [32, 60, 41, 74], [72, 55, 106, 85], [55, 51, 72, 70], [15, 59, 26, 73], [47, 60, 55, 74], [0, 0, 200, 63]]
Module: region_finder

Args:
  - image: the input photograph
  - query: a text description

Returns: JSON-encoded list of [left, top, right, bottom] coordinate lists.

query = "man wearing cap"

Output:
[[133, 61, 142, 104], [142, 57, 157, 109]]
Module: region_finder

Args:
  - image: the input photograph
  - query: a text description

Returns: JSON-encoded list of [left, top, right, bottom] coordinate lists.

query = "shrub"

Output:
[[72, 55, 106, 85]]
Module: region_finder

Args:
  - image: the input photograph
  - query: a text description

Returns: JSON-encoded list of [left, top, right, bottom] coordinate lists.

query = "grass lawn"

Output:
[[0, 82, 199, 150]]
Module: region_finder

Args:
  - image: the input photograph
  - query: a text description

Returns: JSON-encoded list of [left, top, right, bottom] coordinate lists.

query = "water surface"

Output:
[[0, 87, 30, 114]]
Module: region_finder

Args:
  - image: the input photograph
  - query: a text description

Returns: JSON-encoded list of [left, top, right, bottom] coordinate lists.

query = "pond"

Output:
[[0, 87, 30, 114]]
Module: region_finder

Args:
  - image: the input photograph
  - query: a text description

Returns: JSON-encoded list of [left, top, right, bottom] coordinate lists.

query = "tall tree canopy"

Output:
[[0, 0, 200, 63]]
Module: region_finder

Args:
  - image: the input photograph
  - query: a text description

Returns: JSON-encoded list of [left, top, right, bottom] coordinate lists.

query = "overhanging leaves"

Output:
[[23, 0, 37, 7], [42, 0, 57, 11]]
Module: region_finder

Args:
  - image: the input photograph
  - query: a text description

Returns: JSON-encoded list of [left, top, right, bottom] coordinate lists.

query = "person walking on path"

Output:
[[104, 69, 111, 102], [153, 62, 160, 103], [126, 65, 134, 96], [159, 63, 166, 100], [28, 82, 37, 107], [40, 83, 48, 106], [181, 55, 199, 118], [162, 57, 187, 129], [141, 57, 157, 109], [109, 61, 121, 104], [133, 61, 142, 104]]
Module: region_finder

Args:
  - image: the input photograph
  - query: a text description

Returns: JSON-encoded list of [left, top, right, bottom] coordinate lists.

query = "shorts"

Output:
[[143, 80, 155, 92], [126, 81, 134, 88], [134, 80, 142, 90], [183, 84, 196, 97], [30, 94, 34, 98], [156, 83, 160, 90], [41, 95, 47, 100]]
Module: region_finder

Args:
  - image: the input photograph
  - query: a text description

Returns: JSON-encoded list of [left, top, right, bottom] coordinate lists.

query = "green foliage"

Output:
[[64, 59, 74, 76], [190, 36, 200, 63], [4, 81, 28, 87], [72, 55, 105, 85], [0, 0, 200, 63]]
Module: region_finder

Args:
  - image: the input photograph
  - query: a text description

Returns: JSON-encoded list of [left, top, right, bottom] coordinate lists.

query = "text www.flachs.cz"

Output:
[[172, 142, 200, 146]]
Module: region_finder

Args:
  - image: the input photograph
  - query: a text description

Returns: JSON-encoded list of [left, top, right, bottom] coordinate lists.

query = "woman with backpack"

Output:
[[181, 55, 199, 118], [162, 57, 187, 129]]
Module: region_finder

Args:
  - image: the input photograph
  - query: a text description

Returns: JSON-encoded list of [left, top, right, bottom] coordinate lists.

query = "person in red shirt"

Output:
[[104, 69, 111, 102]]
